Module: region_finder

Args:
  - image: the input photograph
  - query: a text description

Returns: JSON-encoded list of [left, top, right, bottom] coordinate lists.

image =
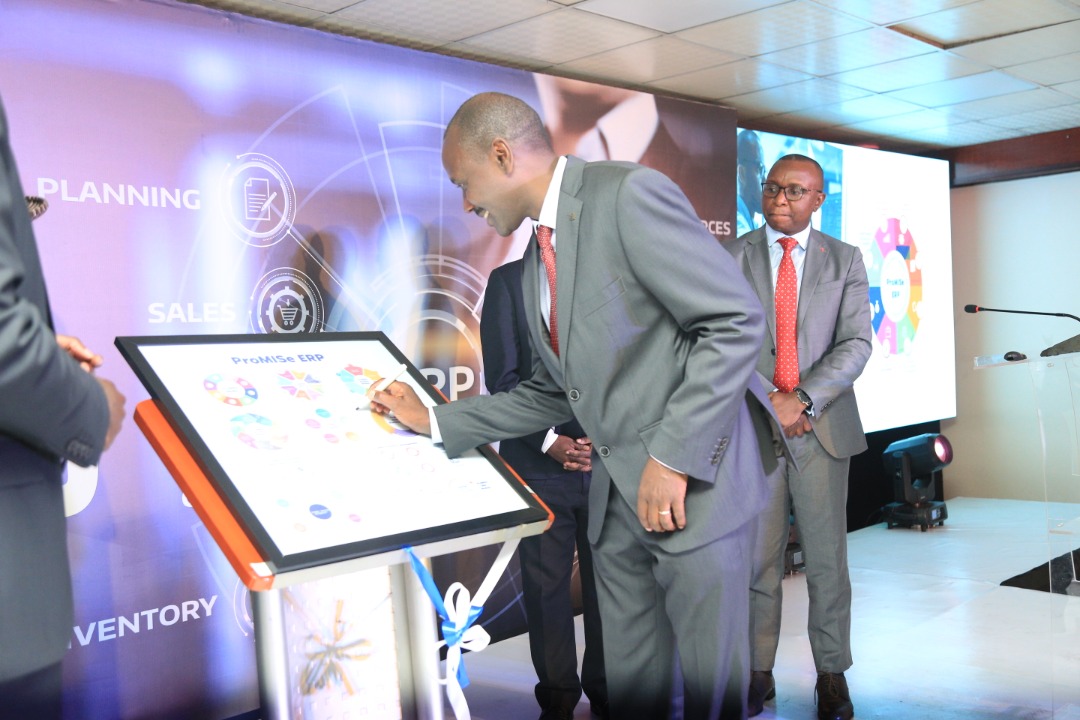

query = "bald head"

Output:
[[446, 92, 553, 158]]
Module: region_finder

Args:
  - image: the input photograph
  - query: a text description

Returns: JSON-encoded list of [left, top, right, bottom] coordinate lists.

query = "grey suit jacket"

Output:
[[0, 96, 109, 680], [438, 156, 775, 552], [727, 227, 872, 459]]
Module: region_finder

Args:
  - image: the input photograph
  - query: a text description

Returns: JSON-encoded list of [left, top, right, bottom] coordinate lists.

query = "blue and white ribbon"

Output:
[[405, 539, 519, 720]]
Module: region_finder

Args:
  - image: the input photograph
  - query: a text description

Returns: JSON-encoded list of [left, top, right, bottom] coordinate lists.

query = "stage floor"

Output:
[[447, 497, 1080, 719]]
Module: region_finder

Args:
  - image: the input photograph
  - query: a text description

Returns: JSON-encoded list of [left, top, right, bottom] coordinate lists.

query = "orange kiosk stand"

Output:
[[120, 333, 552, 720]]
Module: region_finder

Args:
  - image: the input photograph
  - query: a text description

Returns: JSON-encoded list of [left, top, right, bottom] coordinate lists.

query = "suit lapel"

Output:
[[798, 229, 828, 330], [551, 157, 586, 373]]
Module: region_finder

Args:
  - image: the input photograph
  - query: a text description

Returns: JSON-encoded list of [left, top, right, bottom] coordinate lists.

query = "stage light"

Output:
[[881, 433, 952, 531]]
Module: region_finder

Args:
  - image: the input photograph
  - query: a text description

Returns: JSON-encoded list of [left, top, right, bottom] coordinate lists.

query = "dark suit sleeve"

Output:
[[480, 262, 553, 455], [0, 98, 108, 468]]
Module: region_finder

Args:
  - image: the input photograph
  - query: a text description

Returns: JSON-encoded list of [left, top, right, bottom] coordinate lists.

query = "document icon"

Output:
[[245, 177, 272, 221]]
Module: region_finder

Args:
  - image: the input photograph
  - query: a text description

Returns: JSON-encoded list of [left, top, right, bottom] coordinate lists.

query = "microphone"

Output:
[[964, 304, 1080, 324], [965, 304, 1080, 357]]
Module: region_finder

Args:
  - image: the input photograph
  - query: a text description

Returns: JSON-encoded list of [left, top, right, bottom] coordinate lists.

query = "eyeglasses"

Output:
[[761, 182, 822, 201]]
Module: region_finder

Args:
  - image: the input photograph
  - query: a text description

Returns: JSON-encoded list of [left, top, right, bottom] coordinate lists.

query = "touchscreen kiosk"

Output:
[[117, 332, 551, 590]]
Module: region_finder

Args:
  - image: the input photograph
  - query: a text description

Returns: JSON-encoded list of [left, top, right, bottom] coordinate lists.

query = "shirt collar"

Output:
[[765, 222, 812, 249], [537, 155, 568, 232], [594, 94, 659, 162]]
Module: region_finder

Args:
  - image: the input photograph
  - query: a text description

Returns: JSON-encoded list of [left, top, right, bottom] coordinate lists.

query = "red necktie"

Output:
[[536, 224, 559, 356], [773, 236, 799, 393]]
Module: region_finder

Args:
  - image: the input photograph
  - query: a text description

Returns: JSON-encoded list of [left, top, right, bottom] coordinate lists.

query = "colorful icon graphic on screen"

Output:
[[278, 369, 323, 401], [230, 413, 288, 450], [304, 407, 360, 444], [337, 364, 380, 394], [204, 374, 259, 406], [868, 217, 922, 355]]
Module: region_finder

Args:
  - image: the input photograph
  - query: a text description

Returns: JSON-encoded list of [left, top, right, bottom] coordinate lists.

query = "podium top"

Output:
[[119, 332, 551, 589]]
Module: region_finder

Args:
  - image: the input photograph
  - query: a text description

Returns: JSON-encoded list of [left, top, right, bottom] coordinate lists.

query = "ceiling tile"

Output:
[[760, 27, 934, 75], [952, 19, 1080, 67], [323, 0, 557, 45], [557, 36, 739, 84], [281, 0, 358, 11], [575, 0, 784, 34], [894, 120, 1026, 147], [1006, 52, 1080, 85], [839, 108, 954, 135], [648, 58, 811, 100], [676, 2, 871, 57], [942, 87, 1078, 121], [1056, 79, 1080, 99], [980, 102, 1080, 132], [798, 94, 930, 126], [828, 51, 987, 92], [890, 0, 1080, 47], [811, 0, 981, 26], [192, 0, 327, 23], [723, 77, 872, 116], [456, 7, 658, 65], [887, 70, 1036, 106]]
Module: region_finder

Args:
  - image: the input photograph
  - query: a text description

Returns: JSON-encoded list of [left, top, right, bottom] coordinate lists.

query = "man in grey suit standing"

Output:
[[371, 92, 777, 719], [0, 93, 126, 719], [725, 154, 871, 720]]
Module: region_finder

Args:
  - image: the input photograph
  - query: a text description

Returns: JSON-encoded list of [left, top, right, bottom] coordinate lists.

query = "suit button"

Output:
[[568, 389, 581, 401], [598, 445, 611, 458]]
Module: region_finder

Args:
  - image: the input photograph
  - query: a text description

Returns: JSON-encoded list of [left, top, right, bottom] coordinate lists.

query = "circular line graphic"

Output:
[[250, 268, 325, 334], [220, 153, 297, 247]]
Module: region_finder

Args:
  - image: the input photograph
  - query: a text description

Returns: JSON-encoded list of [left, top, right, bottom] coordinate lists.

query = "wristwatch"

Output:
[[793, 387, 814, 415]]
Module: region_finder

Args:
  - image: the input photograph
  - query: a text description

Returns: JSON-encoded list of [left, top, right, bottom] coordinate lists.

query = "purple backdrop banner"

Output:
[[0, 0, 735, 716]]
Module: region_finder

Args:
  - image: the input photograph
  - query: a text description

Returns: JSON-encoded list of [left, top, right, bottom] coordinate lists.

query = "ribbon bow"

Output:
[[405, 539, 519, 720]]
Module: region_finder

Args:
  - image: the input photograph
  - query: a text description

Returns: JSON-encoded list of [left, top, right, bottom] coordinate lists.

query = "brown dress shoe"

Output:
[[747, 670, 775, 717], [815, 671, 854, 720]]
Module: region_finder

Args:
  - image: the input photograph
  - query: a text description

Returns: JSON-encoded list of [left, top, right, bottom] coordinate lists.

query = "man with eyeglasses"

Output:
[[725, 154, 872, 720]]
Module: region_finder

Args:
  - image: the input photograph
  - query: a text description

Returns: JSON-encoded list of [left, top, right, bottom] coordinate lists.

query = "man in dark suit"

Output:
[[372, 91, 779, 720], [481, 257, 605, 720], [725, 154, 872, 720], [0, 93, 126, 719]]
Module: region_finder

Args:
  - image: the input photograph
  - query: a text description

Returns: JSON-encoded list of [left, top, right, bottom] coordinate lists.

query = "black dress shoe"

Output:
[[748, 670, 775, 717], [538, 708, 574, 720], [815, 672, 854, 720]]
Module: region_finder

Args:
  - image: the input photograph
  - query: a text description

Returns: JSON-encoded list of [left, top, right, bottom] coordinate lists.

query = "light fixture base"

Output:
[[883, 500, 948, 532]]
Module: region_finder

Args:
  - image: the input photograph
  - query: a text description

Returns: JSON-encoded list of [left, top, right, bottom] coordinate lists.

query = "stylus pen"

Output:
[[368, 362, 408, 395]]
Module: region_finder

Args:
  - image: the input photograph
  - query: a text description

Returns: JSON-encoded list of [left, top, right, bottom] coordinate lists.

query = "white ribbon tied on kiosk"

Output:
[[405, 539, 520, 720]]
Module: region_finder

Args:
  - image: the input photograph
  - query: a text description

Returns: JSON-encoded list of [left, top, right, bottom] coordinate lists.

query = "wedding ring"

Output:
[[658, 510, 671, 515]]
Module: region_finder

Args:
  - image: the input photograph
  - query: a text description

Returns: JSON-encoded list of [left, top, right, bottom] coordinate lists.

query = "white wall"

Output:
[[944, 170, 1080, 501]]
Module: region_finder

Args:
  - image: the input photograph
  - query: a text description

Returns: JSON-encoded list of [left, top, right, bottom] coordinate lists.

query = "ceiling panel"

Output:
[[951, 19, 1080, 66], [886, 70, 1037, 106], [574, 0, 784, 34], [811, 0, 981, 26], [941, 87, 1079, 122], [322, 0, 557, 45], [890, 0, 1080, 47], [556, 36, 740, 84], [675, 2, 871, 58], [759, 27, 934, 76], [648, 58, 811, 100], [827, 51, 988, 93], [455, 7, 658, 66], [1005, 52, 1080, 85], [723, 77, 871, 117], [178, 0, 1080, 152]]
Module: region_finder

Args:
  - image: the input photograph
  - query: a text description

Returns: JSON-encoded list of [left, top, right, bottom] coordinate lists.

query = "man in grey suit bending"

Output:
[[371, 92, 776, 719], [0, 93, 126, 718], [726, 154, 872, 720]]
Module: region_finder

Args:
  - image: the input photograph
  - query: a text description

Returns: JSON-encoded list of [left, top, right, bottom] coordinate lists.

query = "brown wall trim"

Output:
[[929, 127, 1080, 187]]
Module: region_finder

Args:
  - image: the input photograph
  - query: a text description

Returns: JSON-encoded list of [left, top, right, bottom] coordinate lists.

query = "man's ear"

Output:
[[492, 138, 513, 174]]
